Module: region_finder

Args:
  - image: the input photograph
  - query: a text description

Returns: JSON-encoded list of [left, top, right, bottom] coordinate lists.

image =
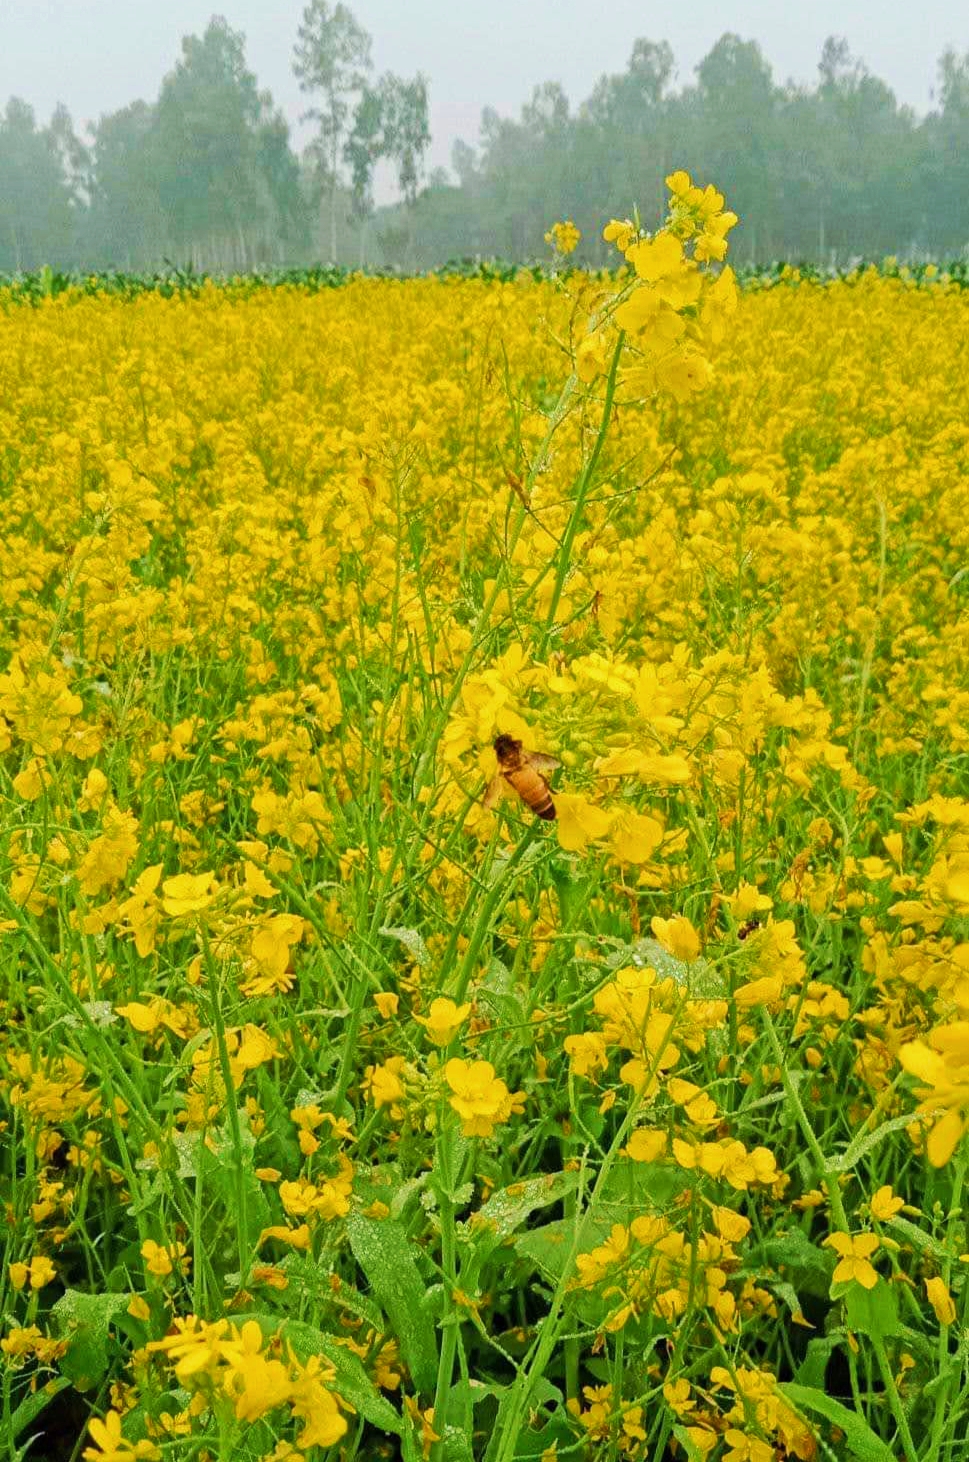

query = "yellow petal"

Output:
[[554, 794, 615, 852], [927, 1109, 965, 1168], [610, 811, 664, 865], [627, 232, 683, 282]]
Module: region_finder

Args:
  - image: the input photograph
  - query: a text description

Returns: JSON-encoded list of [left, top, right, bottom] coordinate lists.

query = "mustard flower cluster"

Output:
[[1, 171, 968, 1461]]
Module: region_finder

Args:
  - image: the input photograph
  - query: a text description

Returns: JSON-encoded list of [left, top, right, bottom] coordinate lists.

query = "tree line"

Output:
[[3, 5, 969, 273]]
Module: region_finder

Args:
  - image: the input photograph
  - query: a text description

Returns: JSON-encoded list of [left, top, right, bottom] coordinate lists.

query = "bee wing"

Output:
[[482, 773, 506, 810], [526, 752, 560, 776]]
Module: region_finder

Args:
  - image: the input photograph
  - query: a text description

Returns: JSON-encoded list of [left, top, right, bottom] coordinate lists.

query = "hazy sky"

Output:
[[3, 0, 966, 191]]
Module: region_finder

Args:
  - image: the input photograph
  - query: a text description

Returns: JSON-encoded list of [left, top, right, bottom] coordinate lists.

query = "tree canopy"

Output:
[[1, 15, 967, 273]]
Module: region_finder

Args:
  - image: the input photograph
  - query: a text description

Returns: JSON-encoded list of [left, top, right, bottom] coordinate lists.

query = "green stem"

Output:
[[329, 949, 375, 1110], [924, 1155, 966, 1462], [488, 988, 687, 1462], [201, 935, 251, 1286], [852, 497, 887, 766], [761, 1009, 848, 1228], [431, 1126, 460, 1455], [762, 1010, 917, 1462], [453, 823, 540, 1002], [408, 372, 580, 809], [538, 333, 625, 651], [870, 1332, 918, 1462]]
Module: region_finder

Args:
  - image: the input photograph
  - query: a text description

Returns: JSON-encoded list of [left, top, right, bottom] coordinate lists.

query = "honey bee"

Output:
[[484, 734, 560, 821]]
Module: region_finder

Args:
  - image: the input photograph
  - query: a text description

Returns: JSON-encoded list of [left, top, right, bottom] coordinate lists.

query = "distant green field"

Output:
[[1, 254, 967, 305]]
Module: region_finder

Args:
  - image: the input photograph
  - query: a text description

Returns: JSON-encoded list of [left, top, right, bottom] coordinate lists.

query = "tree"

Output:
[[927, 49, 969, 249], [87, 100, 162, 265], [379, 73, 430, 209], [342, 71, 430, 265], [48, 104, 89, 212], [293, 1, 372, 259], [585, 38, 674, 131], [3, 24, 965, 272], [153, 17, 262, 264], [149, 16, 306, 269], [807, 38, 914, 258], [0, 99, 78, 269], [342, 81, 385, 266], [379, 73, 430, 268], [679, 35, 778, 259], [581, 40, 675, 235], [254, 95, 311, 259], [451, 139, 477, 189], [472, 85, 574, 258]]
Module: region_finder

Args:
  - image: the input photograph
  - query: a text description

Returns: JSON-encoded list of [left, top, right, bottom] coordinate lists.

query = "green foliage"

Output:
[[50, 1290, 130, 1390], [346, 1212, 439, 1397], [2, 19, 969, 271], [779, 1384, 896, 1462], [1, 256, 966, 306]]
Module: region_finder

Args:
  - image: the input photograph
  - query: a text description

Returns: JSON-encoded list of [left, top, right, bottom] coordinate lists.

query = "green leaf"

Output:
[[510, 1406, 577, 1458], [768, 1277, 813, 1325], [599, 1154, 683, 1214], [464, 1170, 579, 1271], [11, 1376, 71, 1445], [380, 925, 430, 965], [51, 1289, 129, 1390], [605, 937, 724, 997], [442, 1424, 476, 1462], [280, 1255, 386, 1331], [347, 1211, 438, 1396], [350, 1160, 428, 1217], [449, 1377, 507, 1411], [671, 1424, 709, 1462], [843, 1280, 901, 1339], [209, 1116, 272, 1249], [795, 1336, 839, 1389], [476, 958, 525, 1030], [779, 1383, 895, 1462], [828, 1113, 924, 1173], [430, 1126, 470, 1204], [390, 1173, 432, 1220], [513, 1219, 573, 1284], [887, 1214, 951, 1263], [126, 1172, 167, 1217], [757, 1226, 831, 1298]]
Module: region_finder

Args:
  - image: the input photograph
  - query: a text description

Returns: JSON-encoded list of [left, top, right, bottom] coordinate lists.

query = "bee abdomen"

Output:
[[504, 767, 556, 821]]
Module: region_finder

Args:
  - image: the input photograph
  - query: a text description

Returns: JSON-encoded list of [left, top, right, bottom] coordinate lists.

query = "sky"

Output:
[[2, 0, 966, 197]]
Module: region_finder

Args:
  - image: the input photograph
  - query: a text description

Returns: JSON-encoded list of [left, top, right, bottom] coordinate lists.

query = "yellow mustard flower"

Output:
[[825, 1232, 881, 1289]]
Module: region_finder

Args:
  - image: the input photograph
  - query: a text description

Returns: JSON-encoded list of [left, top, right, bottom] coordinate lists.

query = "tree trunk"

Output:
[[330, 131, 339, 262], [406, 202, 415, 272]]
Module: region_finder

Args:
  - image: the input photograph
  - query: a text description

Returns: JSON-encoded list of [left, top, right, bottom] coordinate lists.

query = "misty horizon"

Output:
[[2, 3, 969, 273], [3, 0, 968, 198]]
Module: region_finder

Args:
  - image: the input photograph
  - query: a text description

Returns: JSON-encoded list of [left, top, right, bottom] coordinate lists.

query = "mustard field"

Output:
[[2, 183, 969, 1462]]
